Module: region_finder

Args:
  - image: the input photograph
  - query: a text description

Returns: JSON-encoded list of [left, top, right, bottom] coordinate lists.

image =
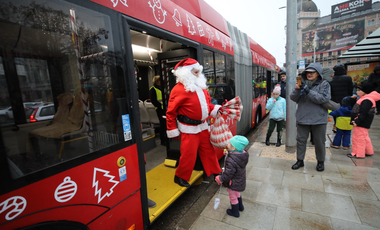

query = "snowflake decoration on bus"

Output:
[[111, 0, 128, 8], [222, 39, 226, 50], [0, 196, 27, 221], [215, 30, 220, 40], [148, 0, 167, 24], [206, 26, 214, 46]]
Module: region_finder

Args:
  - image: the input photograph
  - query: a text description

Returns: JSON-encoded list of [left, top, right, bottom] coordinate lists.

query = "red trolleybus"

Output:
[[0, 0, 277, 229]]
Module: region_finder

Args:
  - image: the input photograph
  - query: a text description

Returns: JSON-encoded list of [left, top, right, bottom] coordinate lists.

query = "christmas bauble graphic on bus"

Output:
[[54, 177, 78, 203]]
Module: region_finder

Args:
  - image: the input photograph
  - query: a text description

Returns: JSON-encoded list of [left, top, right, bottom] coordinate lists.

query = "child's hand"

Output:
[[352, 121, 357, 126], [215, 175, 222, 185]]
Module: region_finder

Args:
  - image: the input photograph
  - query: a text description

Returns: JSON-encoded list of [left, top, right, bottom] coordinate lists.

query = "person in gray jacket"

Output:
[[290, 63, 331, 172]]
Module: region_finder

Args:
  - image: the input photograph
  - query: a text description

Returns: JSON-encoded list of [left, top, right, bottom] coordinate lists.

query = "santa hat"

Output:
[[173, 58, 200, 72], [273, 85, 281, 95]]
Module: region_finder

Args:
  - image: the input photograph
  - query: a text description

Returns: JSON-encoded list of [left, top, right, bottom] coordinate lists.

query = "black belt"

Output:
[[177, 115, 203, 125]]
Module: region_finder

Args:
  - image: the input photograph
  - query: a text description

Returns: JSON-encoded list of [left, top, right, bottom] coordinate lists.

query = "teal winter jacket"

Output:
[[266, 96, 286, 121]]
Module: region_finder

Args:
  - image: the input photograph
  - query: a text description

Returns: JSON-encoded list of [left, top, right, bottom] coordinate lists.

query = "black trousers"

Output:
[[266, 119, 284, 139]]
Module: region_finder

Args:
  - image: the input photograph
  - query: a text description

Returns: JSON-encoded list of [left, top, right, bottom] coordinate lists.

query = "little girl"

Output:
[[348, 82, 380, 158], [215, 135, 249, 218], [265, 85, 286, 146]]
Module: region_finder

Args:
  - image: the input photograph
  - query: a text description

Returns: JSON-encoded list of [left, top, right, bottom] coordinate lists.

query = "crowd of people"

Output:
[[150, 57, 380, 217]]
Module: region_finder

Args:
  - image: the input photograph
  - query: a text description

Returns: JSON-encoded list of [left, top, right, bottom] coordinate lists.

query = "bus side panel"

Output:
[[251, 95, 268, 129], [0, 145, 142, 229], [1, 205, 108, 230], [87, 190, 143, 230], [260, 96, 267, 119]]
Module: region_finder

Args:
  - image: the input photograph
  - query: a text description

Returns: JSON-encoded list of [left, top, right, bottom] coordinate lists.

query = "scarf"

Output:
[[305, 79, 315, 88]]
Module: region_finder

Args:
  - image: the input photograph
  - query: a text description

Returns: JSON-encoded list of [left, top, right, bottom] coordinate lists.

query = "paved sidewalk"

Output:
[[188, 115, 380, 230]]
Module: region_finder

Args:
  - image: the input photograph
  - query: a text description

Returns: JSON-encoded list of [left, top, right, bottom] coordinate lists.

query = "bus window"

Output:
[[203, 49, 215, 84], [214, 53, 226, 84], [204, 50, 235, 104], [0, 0, 129, 178], [252, 65, 259, 99]]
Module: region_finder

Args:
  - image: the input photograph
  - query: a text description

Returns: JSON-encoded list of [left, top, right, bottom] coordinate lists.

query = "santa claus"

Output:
[[166, 58, 222, 187]]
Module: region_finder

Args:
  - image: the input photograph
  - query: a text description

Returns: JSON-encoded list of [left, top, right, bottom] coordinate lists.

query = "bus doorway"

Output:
[[129, 28, 200, 223]]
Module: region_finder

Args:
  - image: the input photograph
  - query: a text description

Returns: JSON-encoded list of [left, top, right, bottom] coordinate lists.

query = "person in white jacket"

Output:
[[265, 85, 286, 147]]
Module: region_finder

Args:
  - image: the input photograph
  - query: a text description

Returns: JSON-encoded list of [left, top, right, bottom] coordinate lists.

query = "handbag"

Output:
[[319, 80, 340, 111], [322, 100, 340, 111]]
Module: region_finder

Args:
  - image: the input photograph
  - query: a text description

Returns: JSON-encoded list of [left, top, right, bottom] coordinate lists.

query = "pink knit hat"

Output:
[[273, 85, 281, 94]]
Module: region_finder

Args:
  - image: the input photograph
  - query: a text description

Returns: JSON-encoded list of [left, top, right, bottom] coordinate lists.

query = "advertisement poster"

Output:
[[346, 62, 380, 85], [302, 19, 365, 56], [331, 0, 372, 19]]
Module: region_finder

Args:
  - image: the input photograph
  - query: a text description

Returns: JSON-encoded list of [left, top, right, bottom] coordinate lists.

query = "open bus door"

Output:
[[126, 25, 205, 223], [143, 48, 206, 223]]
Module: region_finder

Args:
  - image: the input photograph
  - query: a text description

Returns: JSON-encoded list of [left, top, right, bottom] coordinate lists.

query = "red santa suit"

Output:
[[166, 58, 222, 181]]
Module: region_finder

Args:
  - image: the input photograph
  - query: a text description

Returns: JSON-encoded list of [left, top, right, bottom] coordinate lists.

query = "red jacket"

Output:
[[166, 83, 221, 138]]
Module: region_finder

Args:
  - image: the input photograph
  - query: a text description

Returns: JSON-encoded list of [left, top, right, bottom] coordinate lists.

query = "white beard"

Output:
[[174, 66, 207, 92]]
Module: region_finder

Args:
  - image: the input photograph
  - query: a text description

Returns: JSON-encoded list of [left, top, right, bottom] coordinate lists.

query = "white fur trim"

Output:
[[178, 121, 208, 134], [210, 105, 221, 118], [196, 88, 209, 120], [177, 63, 200, 70], [167, 129, 180, 138]]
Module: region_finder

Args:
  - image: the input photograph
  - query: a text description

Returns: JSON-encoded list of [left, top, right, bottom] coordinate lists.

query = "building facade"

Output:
[[297, 0, 380, 69]]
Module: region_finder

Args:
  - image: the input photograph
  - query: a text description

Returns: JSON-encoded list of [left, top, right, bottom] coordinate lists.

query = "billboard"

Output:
[[346, 62, 380, 85], [331, 0, 372, 19], [302, 19, 365, 56]]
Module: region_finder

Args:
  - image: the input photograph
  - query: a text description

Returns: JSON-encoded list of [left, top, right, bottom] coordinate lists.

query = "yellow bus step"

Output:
[[146, 163, 203, 223]]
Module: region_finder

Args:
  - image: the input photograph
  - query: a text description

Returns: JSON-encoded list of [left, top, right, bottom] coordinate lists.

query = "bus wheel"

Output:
[[255, 107, 261, 128]]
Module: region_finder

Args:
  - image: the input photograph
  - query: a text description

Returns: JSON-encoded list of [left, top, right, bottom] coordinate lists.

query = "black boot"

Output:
[[291, 160, 304, 170], [227, 204, 240, 217], [237, 196, 244, 211], [316, 161, 324, 172], [276, 138, 281, 147], [276, 132, 282, 147], [265, 137, 270, 146], [174, 175, 190, 187]]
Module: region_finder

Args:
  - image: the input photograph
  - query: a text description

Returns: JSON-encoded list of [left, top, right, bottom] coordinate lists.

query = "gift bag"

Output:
[[210, 115, 233, 149], [220, 96, 243, 121], [210, 97, 243, 149]]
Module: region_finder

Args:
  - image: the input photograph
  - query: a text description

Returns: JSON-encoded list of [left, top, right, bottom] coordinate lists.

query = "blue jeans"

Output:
[[332, 128, 351, 147]]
